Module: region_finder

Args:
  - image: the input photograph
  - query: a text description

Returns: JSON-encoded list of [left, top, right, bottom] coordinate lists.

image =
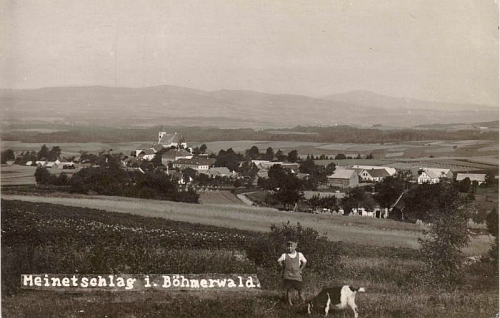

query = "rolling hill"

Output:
[[1, 86, 497, 128]]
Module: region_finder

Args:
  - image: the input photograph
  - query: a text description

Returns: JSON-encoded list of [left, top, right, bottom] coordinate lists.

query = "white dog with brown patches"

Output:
[[307, 285, 365, 317]]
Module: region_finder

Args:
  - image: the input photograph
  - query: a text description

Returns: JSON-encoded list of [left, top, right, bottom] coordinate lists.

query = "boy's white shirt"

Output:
[[278, 251, 307, 263]]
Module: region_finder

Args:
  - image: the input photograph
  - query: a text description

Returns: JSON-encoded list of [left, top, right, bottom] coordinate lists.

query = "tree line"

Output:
[[2, 124, 497, 144]]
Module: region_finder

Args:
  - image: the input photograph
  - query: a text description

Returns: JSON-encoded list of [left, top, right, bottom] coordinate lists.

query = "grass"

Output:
[[2, 193, 425, 249], [2, 192, 494, 255], [1, 199, 498, 317]]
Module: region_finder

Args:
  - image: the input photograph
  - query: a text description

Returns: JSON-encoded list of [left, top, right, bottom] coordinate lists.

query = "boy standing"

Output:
[[277, 240, 307, 306]]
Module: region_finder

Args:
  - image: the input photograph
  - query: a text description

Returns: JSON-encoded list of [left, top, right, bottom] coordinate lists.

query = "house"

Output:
[[257, 169, 270, 179], [35, 160, 46, 167], [161, 149, 193, 166], [351, 206, 389, 218], [358, 168, 390, 182], [135, 143, 155, 157], [54, 160, 76, 169], [352, 165, 397, 176], [44, 161, 56, 168], [456, 173, 487, 185], [327, 169, 359, 188], [173, 157, 216, 171], [141, 148, 157, 161], [253, 161, 300, 172], [417, 168, 453, 184], [200, 167, 237, 178], [166, 170, 192, 185]]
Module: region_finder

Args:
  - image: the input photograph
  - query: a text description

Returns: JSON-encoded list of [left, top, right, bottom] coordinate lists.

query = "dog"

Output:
[[307, 285, 365, 317]]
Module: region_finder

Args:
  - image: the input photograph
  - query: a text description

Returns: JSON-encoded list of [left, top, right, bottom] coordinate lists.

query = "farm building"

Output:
[[358, 168, 390, 182], [256, 169, 270, 179], [456, 173, 487, 185], [140, 148, 157, 161], [200, 167, 238, 178], [161, 149, 193, 166], [53, 160, 76, 169], [173, 157, 216, 171], [166, 170, 192, 185], [135, 143, 155, 157], [351, 207, 389, 218], [417, 168, 454, 184], [254, 161, 300, 171], [352, 165, 397, 176], [327, 169, 359, 188]]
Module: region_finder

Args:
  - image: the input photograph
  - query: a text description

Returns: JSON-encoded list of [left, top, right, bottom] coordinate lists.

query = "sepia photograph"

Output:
[[1, 0, 499, 317]]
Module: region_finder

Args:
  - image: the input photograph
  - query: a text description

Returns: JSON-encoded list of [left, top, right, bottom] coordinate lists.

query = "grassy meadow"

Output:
[[1, 197, 498, 317]]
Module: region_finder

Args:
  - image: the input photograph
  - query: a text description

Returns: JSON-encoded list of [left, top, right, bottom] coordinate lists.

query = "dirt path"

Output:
[[199, 190, 245, 205], [236, 192, 255, 206]]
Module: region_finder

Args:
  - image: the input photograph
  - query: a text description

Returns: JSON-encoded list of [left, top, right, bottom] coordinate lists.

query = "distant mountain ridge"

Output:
[[1, 85, 497, 128], [322, 90, 497, 111]]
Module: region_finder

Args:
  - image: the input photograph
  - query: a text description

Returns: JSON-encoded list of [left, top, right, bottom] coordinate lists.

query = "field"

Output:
[[1, 193, 427, 250], [1, 165, 80, 186], [2, 139, 499, 162], [1, 198, 498, 317]]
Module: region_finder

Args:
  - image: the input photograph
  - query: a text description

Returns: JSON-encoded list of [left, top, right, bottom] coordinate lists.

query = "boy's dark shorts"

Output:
[[283, 279, 303, 291]]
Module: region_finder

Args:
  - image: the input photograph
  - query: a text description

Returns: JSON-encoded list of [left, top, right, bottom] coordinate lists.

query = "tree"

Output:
[[192, 147, 201, 155], [396, 169, 414, 183], [366, 153, 374, 159], [334, 154, 346, 160], [470, 180, 479, 193], [276, 149, 286, 162], [1, 149, 15, 164], [215, 148, 242, 172], [34, 167, 51, 185], [152, 148, 168, 167], [373, 176, 406, 209], [325, 162, 336, 175], [245, 146, 260, 160], [183, 167, 197, 180], [419, 184, 473, 285], [341, 187, 376, 214], [484, 171, 497, 188], [458, 177, 471, 193], [287, 150, 299, 163], [200, 144, 208, 154], [299, 158, 318, 175], [264, 147, 275, 161], [265, 165, 303, 210], [37, 144, 49, 160], [47, 146, 61, 161], [402, 184, 443, 223]]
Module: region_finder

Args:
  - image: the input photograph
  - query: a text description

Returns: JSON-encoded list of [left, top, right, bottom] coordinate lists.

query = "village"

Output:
[[4, 129, 495, 222]]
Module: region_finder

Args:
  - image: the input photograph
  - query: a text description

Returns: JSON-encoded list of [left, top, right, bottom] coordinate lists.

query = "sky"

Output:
[[1, 0, 498, 105]]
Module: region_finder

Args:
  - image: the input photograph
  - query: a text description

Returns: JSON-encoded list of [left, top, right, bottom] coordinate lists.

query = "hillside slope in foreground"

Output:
[[1, 193, 491, 255]]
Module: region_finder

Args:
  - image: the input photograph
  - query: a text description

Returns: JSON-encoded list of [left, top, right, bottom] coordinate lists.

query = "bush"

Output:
[[418, 186, 472, 285], [245, 222, 343, 281], [486, 209, 499, 267]]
